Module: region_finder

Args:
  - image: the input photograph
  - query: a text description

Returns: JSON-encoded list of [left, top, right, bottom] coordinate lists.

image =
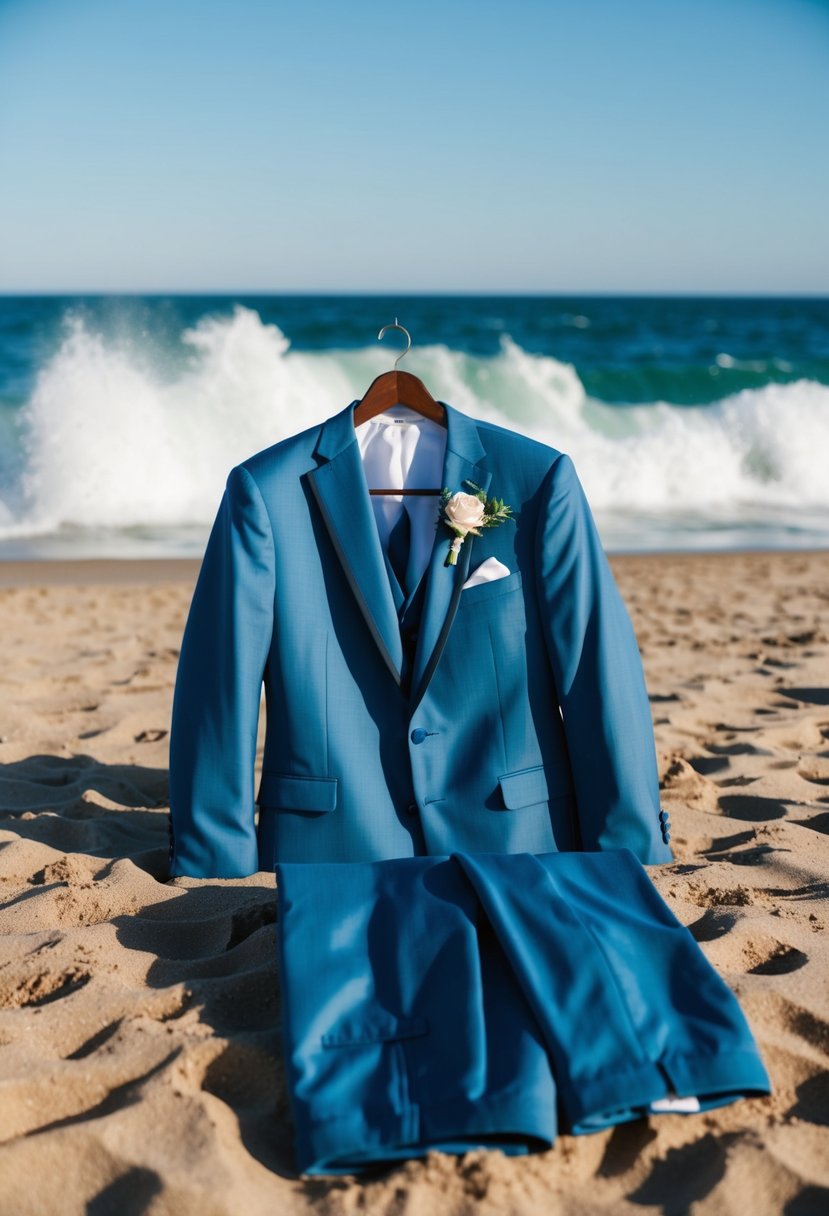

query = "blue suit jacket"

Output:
[[168, 397, 673, 877]]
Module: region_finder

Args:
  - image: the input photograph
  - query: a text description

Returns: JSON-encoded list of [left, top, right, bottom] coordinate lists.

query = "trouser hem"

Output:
[[293, 1082, 557, 1176], [560, 1047, 772, 1133]]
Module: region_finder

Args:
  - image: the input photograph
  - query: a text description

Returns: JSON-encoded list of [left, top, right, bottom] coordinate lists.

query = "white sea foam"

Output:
[[1, 305, 827, 551]]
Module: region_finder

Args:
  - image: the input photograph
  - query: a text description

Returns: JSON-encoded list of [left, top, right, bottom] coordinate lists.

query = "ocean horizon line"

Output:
[[1, 289, 828, 300]]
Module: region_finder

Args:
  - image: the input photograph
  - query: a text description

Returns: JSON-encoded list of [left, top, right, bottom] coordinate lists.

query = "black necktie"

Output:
[[387, 505, 412, 598]]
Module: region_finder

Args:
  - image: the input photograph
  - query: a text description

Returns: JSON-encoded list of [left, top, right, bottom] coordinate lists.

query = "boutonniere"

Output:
[[439, 480, 514, 566]]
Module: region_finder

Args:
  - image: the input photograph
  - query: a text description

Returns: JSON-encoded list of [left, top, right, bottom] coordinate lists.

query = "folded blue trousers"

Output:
[[274, 849, 771, 1176]]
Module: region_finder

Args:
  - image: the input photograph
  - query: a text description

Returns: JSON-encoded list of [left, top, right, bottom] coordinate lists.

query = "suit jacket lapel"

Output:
[[408, 404, 490, 711], [306, 397, 490, 702], [307, 401, 405, 685]]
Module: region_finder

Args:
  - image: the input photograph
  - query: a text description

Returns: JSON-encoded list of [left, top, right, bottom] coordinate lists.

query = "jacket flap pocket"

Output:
[[256, 771, 337, 814], [498, 764, 549, 810], [322, 1013, 429, 1049]]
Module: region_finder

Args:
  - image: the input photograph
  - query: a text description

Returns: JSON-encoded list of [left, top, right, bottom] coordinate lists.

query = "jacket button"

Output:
[[406, 802, 418, 815], [659, 808, 669, 823], [410, 727, 428, 744]]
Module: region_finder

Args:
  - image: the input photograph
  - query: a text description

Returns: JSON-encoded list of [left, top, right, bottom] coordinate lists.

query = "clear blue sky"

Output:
[[0, 0, 826, 294]]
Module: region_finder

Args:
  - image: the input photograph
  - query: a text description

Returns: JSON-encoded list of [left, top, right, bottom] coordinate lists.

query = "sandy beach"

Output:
[[0, 549, 827, 1215]]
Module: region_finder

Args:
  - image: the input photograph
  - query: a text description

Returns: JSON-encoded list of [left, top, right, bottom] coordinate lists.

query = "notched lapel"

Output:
[[307, 404, 405, 685], [408, 408, 491, 711]]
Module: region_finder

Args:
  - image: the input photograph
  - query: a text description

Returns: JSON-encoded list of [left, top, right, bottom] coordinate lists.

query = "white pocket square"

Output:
[[462, 556, 512, 590]]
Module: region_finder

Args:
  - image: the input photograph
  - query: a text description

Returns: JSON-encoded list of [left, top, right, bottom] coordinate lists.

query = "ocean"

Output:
[[0, 293, 827, 559]]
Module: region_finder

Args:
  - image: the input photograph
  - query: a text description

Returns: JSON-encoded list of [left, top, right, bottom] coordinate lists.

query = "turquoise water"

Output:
[[0, 293, 827, 557]]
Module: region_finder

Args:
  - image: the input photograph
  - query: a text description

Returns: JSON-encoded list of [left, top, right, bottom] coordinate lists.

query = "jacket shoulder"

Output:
[[474, 414, 568, 481], [231, 416, 326, 482]]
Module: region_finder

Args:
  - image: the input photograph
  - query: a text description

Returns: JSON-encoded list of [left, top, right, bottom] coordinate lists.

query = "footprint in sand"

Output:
[[717, 794, 789, 822], [778, 687, 829, 706], [792, 811, 829, 835], [741, 938, 808, 976], [797, 762, 829, 787], [784, 1004, 829, 1055], [0, 966, 92, 1010], [687, 908, 741, 942], [705, 742, 775, 757]]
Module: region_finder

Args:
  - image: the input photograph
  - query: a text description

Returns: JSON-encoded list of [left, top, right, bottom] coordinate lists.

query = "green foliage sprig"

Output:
[[463, 479, 515, 529]]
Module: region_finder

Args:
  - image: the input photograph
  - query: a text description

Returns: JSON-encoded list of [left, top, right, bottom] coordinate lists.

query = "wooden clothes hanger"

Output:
[[352, 318, 445, 495]]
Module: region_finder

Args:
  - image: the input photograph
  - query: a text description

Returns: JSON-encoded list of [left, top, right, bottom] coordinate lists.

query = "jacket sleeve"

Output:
[[535, 453, 673, 865], [167, 463, 275, 878]]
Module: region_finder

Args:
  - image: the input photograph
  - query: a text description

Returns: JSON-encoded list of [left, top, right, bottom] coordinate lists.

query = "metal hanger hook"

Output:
[[377, 317, 411, 369]]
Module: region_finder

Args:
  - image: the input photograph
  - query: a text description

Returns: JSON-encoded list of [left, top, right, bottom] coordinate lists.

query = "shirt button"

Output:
[[410, 727, 428, 744]]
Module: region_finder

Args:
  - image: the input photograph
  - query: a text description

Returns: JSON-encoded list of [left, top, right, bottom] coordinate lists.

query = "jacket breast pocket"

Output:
[[458, 568, 523, 608], [256, 771, 337, 815]]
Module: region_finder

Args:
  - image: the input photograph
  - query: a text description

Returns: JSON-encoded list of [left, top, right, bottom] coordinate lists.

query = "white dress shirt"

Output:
[[354, 405, 447, 586]]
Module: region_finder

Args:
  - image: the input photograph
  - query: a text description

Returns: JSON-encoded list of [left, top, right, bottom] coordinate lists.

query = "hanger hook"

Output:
[[377, 316, 411, 369]]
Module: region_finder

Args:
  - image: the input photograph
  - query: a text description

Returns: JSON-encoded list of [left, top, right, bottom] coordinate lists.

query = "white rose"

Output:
[[444, 492, 486, 534]]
